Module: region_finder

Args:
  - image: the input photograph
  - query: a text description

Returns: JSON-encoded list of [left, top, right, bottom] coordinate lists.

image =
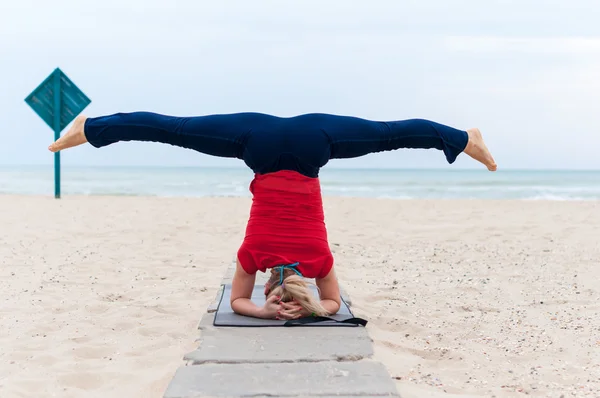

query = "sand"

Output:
[[1, 195, 598, 398]]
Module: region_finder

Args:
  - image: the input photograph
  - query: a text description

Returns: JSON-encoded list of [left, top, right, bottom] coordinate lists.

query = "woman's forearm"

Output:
[[231, 298, 339, 319], [231, 298, 270, 319]]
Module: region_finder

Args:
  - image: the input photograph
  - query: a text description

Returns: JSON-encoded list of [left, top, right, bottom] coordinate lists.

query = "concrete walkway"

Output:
[[163, 261, 400, 397]]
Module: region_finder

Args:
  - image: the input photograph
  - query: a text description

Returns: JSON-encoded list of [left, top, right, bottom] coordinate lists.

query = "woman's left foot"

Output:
[[48, 115, 88, 152], [464, 128, 497, 171]]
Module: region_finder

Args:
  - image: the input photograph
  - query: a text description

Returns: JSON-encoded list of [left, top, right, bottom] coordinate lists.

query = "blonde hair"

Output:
[[266, 268, 329, 317]]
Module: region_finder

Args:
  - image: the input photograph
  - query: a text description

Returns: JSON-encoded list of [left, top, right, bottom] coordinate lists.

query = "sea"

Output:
[[0, 165, 599, 200]]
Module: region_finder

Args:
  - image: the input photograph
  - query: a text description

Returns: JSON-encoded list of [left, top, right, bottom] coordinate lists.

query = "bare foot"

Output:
[[464, 128, 497, 171], [48, 115, 88, 152]]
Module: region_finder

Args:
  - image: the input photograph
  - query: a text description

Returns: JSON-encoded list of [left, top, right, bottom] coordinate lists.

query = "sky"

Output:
[[1, 0, 599, 170]]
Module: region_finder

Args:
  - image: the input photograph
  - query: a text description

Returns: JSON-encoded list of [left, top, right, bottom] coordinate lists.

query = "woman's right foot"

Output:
[[48, 115, 88, 152], [464, 128, 497, 171]]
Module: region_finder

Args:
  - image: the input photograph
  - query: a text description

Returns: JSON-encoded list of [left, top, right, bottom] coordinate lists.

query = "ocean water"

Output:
[[0, 165, 599, 200]]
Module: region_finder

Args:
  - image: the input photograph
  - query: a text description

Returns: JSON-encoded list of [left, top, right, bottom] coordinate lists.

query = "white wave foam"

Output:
[[523, 194, 591, 201]]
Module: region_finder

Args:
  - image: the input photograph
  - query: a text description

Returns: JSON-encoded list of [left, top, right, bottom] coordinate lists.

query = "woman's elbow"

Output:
[[230, 297, 242, 314], [323, 299, 341, 315]]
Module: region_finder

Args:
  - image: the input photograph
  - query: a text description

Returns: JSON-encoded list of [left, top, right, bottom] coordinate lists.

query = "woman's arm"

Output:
[[230, 259, 275, 319], [316, 267, 342, 315]]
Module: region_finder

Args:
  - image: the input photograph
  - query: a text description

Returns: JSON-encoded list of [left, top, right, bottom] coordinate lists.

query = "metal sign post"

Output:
[[25, 68, 91, 198]]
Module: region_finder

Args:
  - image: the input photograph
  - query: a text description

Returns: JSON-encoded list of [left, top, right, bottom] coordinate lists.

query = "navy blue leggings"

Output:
[[84, 112, 469, 177]]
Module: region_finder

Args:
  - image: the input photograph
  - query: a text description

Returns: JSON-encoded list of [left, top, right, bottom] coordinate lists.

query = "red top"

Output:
[[236, 170, 334, 279]]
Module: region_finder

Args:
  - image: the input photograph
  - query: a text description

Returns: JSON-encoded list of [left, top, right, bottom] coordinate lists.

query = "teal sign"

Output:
[[25, 68, 91, 198]]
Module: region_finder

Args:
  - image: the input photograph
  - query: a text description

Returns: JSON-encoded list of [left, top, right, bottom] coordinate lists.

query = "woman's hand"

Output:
[[260, 294, 282, 319], [277, 300, 311, 320]]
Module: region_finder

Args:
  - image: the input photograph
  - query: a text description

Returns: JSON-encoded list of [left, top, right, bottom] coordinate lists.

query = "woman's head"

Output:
[[265, 267, 329, 317]]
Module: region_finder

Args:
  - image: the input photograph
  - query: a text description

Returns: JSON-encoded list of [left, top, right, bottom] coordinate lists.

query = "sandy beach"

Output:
[[1, 195, 598, 398]]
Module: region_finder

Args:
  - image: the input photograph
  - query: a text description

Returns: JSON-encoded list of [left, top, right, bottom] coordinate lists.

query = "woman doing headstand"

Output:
[[49, 112, 496, 320]]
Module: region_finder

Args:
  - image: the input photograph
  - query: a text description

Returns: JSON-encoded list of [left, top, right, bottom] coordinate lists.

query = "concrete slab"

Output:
[[163, 361, 400, 398], [207, 285, 224, 313], [186, 313, 372, 364], [197, 312, 217, 330], [219, 261, 236, 285]]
